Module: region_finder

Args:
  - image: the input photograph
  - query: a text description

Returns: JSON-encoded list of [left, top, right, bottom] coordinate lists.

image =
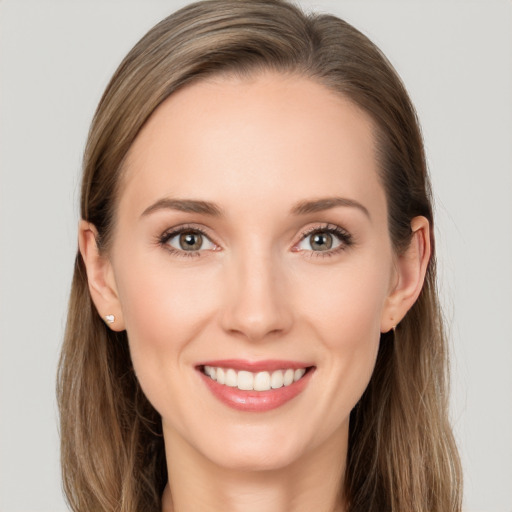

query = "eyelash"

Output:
[[297, 224, 354, 258], [158, 224, 213, 258], [157, 223, 353, 259]]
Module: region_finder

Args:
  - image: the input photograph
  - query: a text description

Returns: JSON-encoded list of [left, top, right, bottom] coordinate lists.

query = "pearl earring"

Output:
[[104, 314, 115, 325]]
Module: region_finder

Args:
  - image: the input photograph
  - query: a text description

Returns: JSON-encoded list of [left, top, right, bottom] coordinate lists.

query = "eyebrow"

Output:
[[141, 196, 369, 219], [291, 197, 370, 219], [141, 198, 223, 217]]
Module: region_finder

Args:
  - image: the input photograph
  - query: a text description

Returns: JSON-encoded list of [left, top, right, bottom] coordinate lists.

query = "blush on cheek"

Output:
[[302, 266, 384, 406], [120, 260, 213, 337], [306, 277, 385, 345], [118, 266, 219, 402]]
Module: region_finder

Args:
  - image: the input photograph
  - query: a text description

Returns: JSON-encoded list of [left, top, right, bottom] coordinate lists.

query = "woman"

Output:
[[57, 0, 462, 510]]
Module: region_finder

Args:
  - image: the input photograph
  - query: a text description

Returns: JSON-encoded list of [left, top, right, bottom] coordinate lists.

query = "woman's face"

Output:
[[105, 72, 399, 470]]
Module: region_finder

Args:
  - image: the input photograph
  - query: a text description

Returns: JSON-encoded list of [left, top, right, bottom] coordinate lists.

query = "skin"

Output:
[[80, 72, 430, 512]]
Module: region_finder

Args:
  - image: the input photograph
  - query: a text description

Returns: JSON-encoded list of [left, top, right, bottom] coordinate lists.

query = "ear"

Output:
[[78, 220, 125, 331], [380, 216, 431, 333]]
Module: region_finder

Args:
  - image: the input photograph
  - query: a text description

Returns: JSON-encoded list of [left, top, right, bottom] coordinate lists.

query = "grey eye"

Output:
[[310, 232, 333, 251], [298, 231, 341, 252], [167, 231, 215, 252]]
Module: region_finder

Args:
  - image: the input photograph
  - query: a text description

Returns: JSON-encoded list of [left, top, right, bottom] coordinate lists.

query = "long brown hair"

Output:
[[57, 1, 462, 510]]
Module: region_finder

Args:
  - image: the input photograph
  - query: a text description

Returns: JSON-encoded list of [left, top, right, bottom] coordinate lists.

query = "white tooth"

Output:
[[210, 367, 217, 380], [271, 370, 284, 389], [294, 368, 306, 382], [204, 365, 213, 378], [283, 369, 294, 386], [225, 368, 237, 387], [217, 367, 225, 384], [237, 370, 254, 391], [254, 371, 271, 391]]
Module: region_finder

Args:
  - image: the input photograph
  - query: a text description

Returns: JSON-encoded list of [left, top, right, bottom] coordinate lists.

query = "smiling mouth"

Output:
[[200, 365, 312, 392], [197, 361, 315, 412]]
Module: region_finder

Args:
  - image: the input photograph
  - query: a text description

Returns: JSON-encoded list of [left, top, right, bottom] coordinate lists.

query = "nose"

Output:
[[219, 248, 293, 342]]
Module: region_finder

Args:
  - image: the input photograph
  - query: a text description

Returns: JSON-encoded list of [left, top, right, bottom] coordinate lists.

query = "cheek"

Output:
[[112, 252, 220, 405], [295, 254, 390, 410], [117, 248, 219, 335], [300, 254, 390, 341]]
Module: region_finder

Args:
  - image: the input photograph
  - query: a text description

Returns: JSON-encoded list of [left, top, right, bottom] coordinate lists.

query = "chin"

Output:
[[211, 444, 303, 473], [193, 421, 315, 473]]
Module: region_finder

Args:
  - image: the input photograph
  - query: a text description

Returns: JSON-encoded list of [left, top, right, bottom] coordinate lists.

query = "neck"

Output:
[[161, 425, 348, 512]]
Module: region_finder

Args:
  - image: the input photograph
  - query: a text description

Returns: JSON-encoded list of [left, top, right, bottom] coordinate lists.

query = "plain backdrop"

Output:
[[1, 1, 511, 511]]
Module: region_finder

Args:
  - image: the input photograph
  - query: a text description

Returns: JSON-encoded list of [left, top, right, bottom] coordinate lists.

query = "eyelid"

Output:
[[292, 223, 353, 255], [158, 224, 220, 257], [156, 222, 353, 258]]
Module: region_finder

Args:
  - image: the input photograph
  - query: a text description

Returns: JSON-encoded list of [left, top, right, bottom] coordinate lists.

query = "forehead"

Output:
[[119, 72, 385, 221]]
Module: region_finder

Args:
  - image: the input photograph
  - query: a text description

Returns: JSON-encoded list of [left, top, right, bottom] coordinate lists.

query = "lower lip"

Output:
[[199, 368, 314, 412]]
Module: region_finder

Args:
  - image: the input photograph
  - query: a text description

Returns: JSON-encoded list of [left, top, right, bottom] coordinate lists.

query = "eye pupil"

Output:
[[311, 232, 333, 251], [179, 232, 202, 250]]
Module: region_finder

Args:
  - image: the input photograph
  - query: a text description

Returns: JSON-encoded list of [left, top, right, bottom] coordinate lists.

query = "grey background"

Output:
[[1, 1, 511, 511]]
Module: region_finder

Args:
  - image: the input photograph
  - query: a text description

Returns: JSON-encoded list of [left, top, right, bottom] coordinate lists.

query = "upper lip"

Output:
[[197, 359, 314, 373]]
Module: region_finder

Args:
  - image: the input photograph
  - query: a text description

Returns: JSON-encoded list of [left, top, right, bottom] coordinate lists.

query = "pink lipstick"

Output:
[[197, 359, 314, 412]]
